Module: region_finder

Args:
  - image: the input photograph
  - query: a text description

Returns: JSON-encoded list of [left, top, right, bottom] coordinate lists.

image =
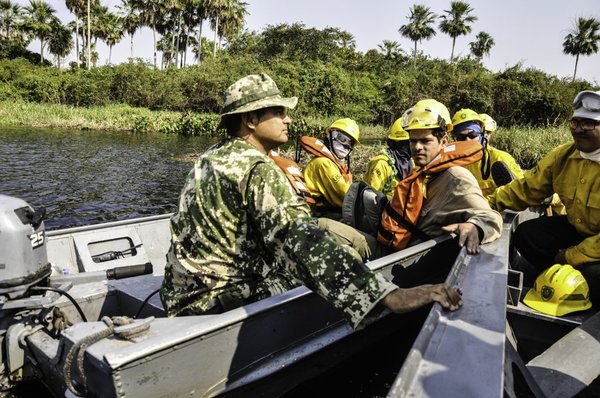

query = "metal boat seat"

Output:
[[108, 274, 166, 318], [527, 311, 600, 398]]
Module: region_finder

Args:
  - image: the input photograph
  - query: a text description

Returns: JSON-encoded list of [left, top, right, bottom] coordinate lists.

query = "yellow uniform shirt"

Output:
[[465, 146, 524, 197], [303, 157, 351, 208], [488, 143, 600, 266], [363, 153, 399, 198]]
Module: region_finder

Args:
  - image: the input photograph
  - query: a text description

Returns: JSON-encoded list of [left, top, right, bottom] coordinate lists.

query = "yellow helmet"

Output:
[[523, 264, 592, 316], [388, 118, 409, 141], [326, 118, 360, 144], [479, 113, 498, 133], [401, 99, 453, 133], [451, 108, 483, 128]]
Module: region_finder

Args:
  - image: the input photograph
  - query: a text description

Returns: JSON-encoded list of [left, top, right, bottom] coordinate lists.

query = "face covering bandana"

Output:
[[329, 129, 353, 160], [388, 140, 413, 179], [332, 140, 351, 159], [580, 147, 600, 162]]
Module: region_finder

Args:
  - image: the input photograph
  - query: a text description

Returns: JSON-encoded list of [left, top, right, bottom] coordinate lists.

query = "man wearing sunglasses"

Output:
[[452, 109, 524, 197], [488, 90, 600, 302]]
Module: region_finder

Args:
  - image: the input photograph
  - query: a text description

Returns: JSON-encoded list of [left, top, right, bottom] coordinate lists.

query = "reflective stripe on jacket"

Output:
[[269, 151, 316, 206]]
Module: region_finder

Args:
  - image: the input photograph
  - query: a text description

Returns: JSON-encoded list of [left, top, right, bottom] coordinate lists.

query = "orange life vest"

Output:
[[299, 136, 353, 207], [377, 141, 483, 250], [269, 151, 316, 206]]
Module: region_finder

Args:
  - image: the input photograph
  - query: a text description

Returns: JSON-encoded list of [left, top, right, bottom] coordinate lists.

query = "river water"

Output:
[[0, 127, 214, 230]]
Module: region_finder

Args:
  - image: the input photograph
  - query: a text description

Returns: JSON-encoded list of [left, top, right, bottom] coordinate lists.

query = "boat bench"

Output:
[[526, 311, 600, 398], [108, 274, 166, 318]]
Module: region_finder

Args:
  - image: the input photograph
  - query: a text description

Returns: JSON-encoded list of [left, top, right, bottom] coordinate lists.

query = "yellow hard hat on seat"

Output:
[[401, 99, 453, 133], [523, 264, 592, 316], [326, 118, 360, 144], [479, 113, 497, 133], [388, 118, 409, 141]]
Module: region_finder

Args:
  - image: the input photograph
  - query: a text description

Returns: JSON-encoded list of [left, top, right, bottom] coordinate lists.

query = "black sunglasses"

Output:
[[454, 130, 480, 141]]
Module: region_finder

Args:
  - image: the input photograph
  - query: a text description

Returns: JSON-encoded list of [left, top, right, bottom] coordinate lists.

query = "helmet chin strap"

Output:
[[479, 135, 491, 180]]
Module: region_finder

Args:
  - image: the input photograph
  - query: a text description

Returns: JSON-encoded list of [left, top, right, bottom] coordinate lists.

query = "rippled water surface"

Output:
[[0, 127, 215, 230]]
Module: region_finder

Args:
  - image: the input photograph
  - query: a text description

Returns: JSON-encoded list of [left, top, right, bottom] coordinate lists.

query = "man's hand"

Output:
[[441, 222, 481, 254], [381, 284, 463, 314], [554, 249, 568, 265]]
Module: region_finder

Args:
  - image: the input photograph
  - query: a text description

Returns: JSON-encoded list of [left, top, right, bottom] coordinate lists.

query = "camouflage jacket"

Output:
[[160, 137, 397, 329]]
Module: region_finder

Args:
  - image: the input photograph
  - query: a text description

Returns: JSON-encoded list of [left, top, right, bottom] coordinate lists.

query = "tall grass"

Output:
[[491, 125, 571, 169], [0, 100, 180, 132]]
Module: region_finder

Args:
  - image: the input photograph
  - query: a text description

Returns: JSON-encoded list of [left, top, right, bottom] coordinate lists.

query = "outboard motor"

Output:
[[0, 195, 51, 299]]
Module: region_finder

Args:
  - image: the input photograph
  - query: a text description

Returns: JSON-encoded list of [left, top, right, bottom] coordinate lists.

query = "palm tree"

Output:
[[209, 0, 247, 58], [48, 20, 72, 68], [116, 0, 140, 60], [164, 0, 185, 68], [439, 1, 477, 63], [138, 0, 165, 67], [80, 0, 105, 68], [189, 0, 212, 64], [0, 0, 23, 43], [21, 0, 58, 63], [398, 4, 437, 66], [377, 40, 403, 60], [103, 12, 124, 64], [563, 17, 600, 82], [65, 0, 86, 67], [469, 31, 494, 62], [334, 30, 356, 50]]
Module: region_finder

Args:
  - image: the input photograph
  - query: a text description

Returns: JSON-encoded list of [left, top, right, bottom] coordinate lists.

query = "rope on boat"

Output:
[[63, 315, 154, 396]]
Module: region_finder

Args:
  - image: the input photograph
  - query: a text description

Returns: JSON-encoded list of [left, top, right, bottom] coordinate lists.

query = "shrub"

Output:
[[161, 113, 222, 136]]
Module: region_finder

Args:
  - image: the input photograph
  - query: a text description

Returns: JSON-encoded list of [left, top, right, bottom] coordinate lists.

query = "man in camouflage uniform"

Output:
[[160, 73, 462, 329]]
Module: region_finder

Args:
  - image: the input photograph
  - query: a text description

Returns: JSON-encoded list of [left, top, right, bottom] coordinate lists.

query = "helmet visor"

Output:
[[402, 106, 448, 132], [330, 129, 354, 148], [573, 91, 600, 112]]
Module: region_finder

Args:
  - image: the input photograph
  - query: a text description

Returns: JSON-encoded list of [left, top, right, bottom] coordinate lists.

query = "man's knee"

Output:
[[317, 217, 371, 260]]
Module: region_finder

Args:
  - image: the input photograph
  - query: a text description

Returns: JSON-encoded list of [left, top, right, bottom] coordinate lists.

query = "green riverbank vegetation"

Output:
[[0, 18, 597, 168]]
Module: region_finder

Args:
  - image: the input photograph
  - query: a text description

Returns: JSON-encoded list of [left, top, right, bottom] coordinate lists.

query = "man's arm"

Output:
[[304, 157, 350, 207], [247, 162, 462, 329], [381, 284, 463, 314], [439, 168, 503, 251], [488, 146, 560, 212], [562, 234, 600, 266], [363, 157, 391, 193]]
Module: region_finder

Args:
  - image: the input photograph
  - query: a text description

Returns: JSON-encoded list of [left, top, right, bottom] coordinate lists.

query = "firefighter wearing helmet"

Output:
[[363, 118, 413, 198], [376, 99, 502, 258], [301, 118, 360, 217], [451, 109, 524, 197]]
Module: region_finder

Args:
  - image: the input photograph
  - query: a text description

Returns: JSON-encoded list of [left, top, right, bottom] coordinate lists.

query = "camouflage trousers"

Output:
[[317, 218, 386, 261]]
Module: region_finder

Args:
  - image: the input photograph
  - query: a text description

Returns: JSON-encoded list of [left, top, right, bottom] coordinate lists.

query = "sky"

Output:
[[15, 0, 600, 85]]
